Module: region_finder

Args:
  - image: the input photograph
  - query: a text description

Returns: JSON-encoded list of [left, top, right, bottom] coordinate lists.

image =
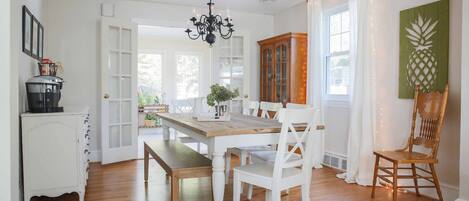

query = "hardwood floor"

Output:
[[33, 158, 437, 201]]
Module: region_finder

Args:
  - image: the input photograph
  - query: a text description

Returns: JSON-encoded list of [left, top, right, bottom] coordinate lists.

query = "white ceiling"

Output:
[[132, 0, 305, 15]]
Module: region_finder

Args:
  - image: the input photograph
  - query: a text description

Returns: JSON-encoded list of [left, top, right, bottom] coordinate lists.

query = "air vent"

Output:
[[323, 152, 347, 171]]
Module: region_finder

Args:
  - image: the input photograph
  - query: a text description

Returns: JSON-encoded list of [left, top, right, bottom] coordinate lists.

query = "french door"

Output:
[[100, 17, 138, 164]]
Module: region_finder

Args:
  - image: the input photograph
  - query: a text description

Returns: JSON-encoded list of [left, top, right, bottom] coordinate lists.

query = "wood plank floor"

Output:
[[33, 158, 437, 201]]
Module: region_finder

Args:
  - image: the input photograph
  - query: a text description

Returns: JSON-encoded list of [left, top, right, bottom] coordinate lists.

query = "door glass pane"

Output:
[[109, 77, 120, 98], [232, 36, 243, 57], [121, 77, 131, 99], [218, 39, 231, 57], [232, 58, 244, 78], [109, 52, 119, 74], [109, 101, 120, 123], [109, 26, 119, 50], [220, 78, 231, 88], [121, 28, 131, 51], [276, 46, 281, 100], [267, 49, 272, 101], [176, 55, 200, 99], [138, 53, 163, 105], [121, 125, 132, 146], [231, 78, 243, 97], [121, 53, 131, 75], [109, 126, 120, 148], [121, 101, 131, 123], [219, 58, 231, 77]]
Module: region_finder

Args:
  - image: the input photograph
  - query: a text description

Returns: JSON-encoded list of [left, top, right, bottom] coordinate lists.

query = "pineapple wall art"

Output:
[[399, 0, 449, 99]]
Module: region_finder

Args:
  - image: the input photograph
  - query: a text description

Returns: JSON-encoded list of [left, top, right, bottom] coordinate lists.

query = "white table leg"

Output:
[[162, 125, 170, 140], [212, 151, 225, 201]]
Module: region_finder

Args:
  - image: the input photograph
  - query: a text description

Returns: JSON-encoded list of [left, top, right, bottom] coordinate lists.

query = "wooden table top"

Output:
[[156, 113, 310, 137]]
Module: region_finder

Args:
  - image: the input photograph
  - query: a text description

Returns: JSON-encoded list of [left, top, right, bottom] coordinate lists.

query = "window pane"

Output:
[[330, 14, 342, 35], [330, 35, 341, 53], [341, 32, 350, 51], [219, 58, 231, 77], [176, 55, 200, 99], [341, 11, 350, 32], [327, 54, 351, 95], [232, 58, 244, 78], [138, 53, 162, 105]]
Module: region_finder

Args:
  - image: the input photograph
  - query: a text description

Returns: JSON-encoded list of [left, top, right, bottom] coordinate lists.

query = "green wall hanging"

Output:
[[399, 0, 449, 99]]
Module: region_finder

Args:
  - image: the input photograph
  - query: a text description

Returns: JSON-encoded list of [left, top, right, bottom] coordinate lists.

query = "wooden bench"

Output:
[[144, 140, 212, 201]]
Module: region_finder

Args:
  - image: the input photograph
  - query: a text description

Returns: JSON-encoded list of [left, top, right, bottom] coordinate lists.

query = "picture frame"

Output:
[[22, 5, 44, 61], [22, 6, 33, 56]]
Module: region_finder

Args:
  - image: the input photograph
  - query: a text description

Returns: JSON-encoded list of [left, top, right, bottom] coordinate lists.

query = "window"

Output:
[[138, 53, 163, 105], [325, 7, 351, 97], [176, 54, 200, 99]]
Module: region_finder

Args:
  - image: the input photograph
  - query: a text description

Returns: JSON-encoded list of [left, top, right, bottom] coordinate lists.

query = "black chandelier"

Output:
[[185, 0, 234, 46]]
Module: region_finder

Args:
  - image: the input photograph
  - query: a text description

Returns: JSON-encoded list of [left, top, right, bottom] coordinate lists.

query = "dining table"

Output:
[[156, 113, 322, 201]]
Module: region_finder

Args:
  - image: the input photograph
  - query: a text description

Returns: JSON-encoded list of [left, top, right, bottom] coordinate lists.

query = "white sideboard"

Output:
[[21, 107, 90, 201]]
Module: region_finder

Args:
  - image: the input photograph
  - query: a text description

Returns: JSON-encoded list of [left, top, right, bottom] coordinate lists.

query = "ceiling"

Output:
[[132, 0, 305, 15]]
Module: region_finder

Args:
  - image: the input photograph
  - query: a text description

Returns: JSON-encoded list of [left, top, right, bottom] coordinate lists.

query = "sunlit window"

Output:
[[176, 54, 200, 99], [325, 8, 351, 96], [138, 53, 163, 105]]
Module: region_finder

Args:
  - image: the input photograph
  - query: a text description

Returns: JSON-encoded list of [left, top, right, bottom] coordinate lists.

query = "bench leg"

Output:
[[171, 175, 179, 201], [144, 147, 149, 182]]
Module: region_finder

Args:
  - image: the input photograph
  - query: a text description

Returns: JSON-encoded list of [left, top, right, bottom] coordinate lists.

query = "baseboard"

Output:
[[407, 181, 459, 201], [456, 199, 468, 201], [89, 150, 101, 162]]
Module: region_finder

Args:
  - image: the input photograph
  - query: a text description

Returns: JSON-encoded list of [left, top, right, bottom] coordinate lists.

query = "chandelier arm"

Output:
[[187, 32, 202, 40]]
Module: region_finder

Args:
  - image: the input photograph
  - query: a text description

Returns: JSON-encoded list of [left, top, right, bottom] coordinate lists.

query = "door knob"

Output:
[[104, 94, 110, 99]]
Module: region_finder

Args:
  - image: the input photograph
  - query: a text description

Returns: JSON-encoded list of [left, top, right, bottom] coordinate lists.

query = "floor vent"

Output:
[[322, 152, 347, 171]]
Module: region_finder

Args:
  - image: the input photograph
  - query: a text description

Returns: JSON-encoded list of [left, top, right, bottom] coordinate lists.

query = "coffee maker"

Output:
[[26, 76, 64, 113]]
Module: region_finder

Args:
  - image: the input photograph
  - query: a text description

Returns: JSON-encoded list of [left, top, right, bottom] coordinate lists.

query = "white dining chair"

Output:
[[233, 108, 320, 201], [260, 102, 283, 119], [171, 98, 203, 153], [243, 100, 260, 116], [224, 101, 281, 186]]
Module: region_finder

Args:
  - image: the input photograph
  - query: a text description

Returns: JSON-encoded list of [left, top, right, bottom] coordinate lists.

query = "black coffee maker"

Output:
[[26, 76, 64, 113]]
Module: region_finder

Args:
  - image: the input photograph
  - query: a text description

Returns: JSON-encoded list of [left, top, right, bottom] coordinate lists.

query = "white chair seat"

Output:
[[234, 163, 302, 180], [251, 150, 301, 163]]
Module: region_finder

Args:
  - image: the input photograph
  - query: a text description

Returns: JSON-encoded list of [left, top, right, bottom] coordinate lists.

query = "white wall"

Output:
[[369, 0, 461, 199], [0, 0, 11, 200], [273, 2, 308, 34], [459, 1, 469, 200], [138, 36, 212, 101], [10, 0, 46, 200], [43, 0, 274, 157]]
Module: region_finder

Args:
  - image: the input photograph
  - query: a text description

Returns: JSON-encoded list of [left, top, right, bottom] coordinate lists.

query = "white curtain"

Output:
[[338, 0, 402, 186], [336, 0, 377, 185], [307, 0, 325, 169]]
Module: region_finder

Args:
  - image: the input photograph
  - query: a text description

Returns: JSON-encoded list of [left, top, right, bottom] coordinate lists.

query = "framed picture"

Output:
[[31, 17, 39, 59], [22, 6, 33, 56], [38, 24, 44, 60]]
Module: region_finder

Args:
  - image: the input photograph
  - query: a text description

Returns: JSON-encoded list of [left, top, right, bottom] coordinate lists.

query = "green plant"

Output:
[[144, 113, 157, 121], [206, 84, 239, 107]]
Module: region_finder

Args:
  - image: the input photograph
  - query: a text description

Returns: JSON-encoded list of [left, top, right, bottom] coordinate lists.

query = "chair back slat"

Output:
[[409, 85, 449, 157], [260, 102, 283, 119], [243, 100, 260, 116], [272, 108, 320, 181], [286, 103, 313, 109]]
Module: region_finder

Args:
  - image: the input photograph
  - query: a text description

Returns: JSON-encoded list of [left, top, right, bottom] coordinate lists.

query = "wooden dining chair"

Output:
[[233, 108, 320, 201], [371, 85, 449, 201]]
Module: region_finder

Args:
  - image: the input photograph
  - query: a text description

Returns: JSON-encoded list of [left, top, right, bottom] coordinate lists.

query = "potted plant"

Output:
[[206, 84, 239, 119], [144, 113, 157, 127]]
